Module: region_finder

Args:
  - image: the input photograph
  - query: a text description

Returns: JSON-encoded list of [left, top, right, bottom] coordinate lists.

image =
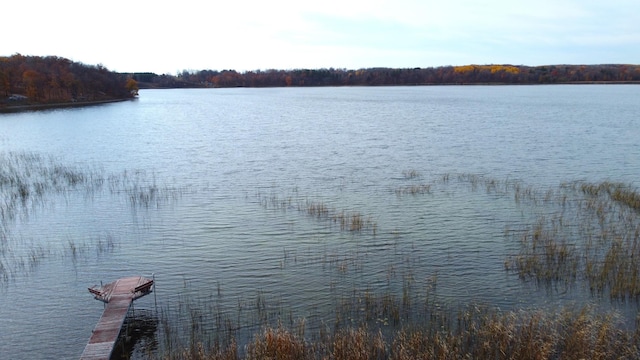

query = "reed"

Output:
[[0, 152, 183, 285], [68, 239, 77, 258], [154, 294, 640, 360], [402, 169, 421, 179], [147, 224, 640, 359], [305, 200, 329, 218], [332, 211, 375, 232], [123, 180, 185, 209], [506, 216, 579, 284], [434, 175, 640, 300], [394, 184, 432, 196], [577, 181, 640, 211], [254, 190, 378, 234], [1, 152, 187, 227], [246, 325, 307, 360], [255, 191, 292, 211]]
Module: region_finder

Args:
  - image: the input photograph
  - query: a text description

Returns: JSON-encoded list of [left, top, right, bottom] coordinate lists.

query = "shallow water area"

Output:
[[1, 85, 639, 359]]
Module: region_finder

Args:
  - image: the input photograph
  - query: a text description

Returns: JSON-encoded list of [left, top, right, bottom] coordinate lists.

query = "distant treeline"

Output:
[[3, 54, 638, 107], [136, 64, 640, 88], [0, 54, 137, 106]]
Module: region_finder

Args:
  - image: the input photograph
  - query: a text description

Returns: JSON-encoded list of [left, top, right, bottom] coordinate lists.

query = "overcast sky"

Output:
[[3, 0, 639, 74]]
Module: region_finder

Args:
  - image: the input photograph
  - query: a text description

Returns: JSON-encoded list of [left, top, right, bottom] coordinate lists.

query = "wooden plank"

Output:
[[80, 276, 154, 360], [80, 342, 114, 360]]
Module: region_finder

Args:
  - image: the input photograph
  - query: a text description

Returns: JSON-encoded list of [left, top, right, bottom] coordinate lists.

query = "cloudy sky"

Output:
[[3, 0, 638, 74]]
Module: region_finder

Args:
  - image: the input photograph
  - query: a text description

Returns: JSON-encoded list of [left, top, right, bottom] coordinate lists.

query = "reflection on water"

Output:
[[112, 309, 159, 360]]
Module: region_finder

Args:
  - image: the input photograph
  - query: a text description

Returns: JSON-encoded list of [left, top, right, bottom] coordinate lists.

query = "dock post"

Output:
[[152, 273, 157, 308]]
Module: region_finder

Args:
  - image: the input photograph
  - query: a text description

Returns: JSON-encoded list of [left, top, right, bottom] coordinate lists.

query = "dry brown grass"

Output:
[[161, 341, 238, 360], [506, 217, 579, 283], [246, 326, 307, 360], [155, 305, 640, 359]]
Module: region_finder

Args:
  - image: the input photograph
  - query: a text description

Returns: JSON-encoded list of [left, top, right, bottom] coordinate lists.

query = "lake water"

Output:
[[1, 85, 639, 359]]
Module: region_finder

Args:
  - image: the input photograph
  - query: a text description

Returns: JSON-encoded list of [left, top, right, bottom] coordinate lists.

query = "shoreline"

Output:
[[0, 98, 134, 114], [138, 80, 640, 89]]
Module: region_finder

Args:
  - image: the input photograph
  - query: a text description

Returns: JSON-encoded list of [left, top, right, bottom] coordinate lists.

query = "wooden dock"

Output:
[[80, 276, 154, 360]]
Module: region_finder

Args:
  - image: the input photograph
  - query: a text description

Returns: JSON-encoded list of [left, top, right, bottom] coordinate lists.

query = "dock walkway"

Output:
[[80, 276, 154, 360]]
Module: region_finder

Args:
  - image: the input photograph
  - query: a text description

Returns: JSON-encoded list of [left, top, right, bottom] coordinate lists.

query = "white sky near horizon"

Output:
[[3, 0, 639, 74]]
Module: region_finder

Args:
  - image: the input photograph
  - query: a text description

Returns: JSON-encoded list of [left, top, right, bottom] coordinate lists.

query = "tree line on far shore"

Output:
[[0, 54, 137, 105], [138, 64, 640, 88], [2, 54, 639, 107]]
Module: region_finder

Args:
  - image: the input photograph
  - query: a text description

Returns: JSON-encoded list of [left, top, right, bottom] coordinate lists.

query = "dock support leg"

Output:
[[153, 273, 157, 308]]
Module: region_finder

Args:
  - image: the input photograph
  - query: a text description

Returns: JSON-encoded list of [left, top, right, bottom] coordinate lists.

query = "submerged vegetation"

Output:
[[4, 152, 640, 358], [255, 193, 378, 234], [0, 152, 184, 284], [250, 172, 640, 303], [503, 179, 640, 300], [145, 171, 636, 359], [252, 172, 640, 304]]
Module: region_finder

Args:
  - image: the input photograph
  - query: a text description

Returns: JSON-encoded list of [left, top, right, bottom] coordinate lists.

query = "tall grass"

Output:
[[506, 216, 579, 284], [431, 173, 640, 298], [154, 290, 640, 359], [0, 152, 184, 227], [445, 175, 640, 301]]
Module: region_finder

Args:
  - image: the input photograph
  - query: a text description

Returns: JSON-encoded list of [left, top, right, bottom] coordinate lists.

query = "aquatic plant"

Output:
[[506, 216, 579, 283], [154, 290, 640, 359], [305, 200, 329, 218], [254, 191, 378, 234], [0, 152, 183, 284], [402, 169, 421, 179], [395, 184, 432, 196], [448, 177, 640, 300]]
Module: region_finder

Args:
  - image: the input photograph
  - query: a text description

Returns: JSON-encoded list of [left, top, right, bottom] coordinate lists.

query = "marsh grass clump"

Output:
[[1, 152, 184, 222], [395, 184, 432, 196], [305, 200, 329, 218], [0, 152, 96, 225], [585, 235, 640, 299], [332, 211, 375, 232], [253, 190, 378, 235], [127, 183, 181, 209], [246, 325, 308, 360], [578, 181, 640, 211], [453, 173, 546, 205], [396, 170, 433, 196], [155, 293, 640, 360], [255, 191, 294, 211], [432, 174, 640, 300], [507, 217, 579, 284], [0, 233, 120, 285], [331, 326, 386, 360], [0, 152, 183, 284], [504, 182, 640, 298], [115, 170, 185, 209], [302, 201, 376, 233], [402, 169, 421, 179]]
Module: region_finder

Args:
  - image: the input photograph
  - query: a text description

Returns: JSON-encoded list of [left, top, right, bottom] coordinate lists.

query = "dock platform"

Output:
[[80, 276, 154, 360]]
